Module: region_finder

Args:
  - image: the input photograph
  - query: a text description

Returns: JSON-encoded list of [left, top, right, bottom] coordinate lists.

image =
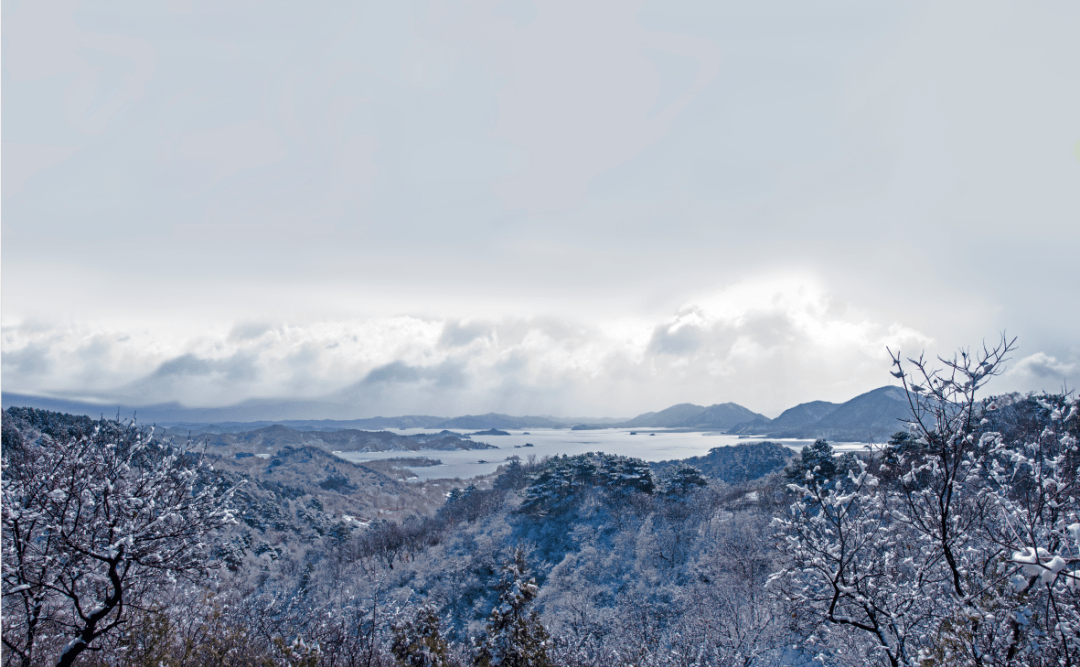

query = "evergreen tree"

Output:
[[783, 439, 851, 488], [662, 464, 708, 495], [474, 549, 553, 667], [519, 453, 658, 516], [878, 430, 920, 483], [599, 455, 655, 494], [391, 605, 452, 667]]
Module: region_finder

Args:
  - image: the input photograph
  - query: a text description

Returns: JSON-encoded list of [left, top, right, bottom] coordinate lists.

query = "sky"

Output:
[[2, 0, 1078, 420]]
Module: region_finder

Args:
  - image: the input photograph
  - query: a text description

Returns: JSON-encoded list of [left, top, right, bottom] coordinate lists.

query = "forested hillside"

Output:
[[650, 441, 793, 484], [3, 341, 1079, 666], [156, 424, 497, 455]]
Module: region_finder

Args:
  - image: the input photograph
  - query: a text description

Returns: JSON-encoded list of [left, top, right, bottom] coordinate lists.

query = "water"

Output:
[[334, 428, 874, 481]]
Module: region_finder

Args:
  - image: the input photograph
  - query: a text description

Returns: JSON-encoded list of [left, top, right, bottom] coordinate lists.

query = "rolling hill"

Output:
[[600, 402, 768, 430], [157, 424, 497, 455]]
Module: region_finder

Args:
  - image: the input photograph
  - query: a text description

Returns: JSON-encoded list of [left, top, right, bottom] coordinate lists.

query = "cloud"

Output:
[[153, 354, 214, 377], [1010, 353, 1078, 380], [229, 322, 275, 342], [2, 0, 1076, 387], [1, 277, 939, 417], [439, 321, 492, 348], [0, 344, 52, 375], [354, 358, 464, 388], [648, 320, 703, 356], [361, 361, 422, 385], [145, 353, 260, 383]]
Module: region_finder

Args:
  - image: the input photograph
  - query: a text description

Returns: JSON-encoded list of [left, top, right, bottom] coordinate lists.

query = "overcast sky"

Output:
[[3, 0, 1078, 419]]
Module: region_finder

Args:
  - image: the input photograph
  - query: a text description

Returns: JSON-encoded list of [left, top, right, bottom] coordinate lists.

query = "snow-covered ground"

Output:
[[335, 428, 873, 481]]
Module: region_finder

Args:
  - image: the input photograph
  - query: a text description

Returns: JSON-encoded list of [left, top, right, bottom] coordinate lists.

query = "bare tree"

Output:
[[772, 336, 1080, 666], [2, 414, 235, 667]]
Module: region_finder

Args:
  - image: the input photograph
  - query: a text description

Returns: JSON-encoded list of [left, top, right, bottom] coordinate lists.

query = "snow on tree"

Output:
[[660, 464, 708, 496], [474, 548, 553, 667], [783, 439, 856, 489], [771, 336, 1080, 666], [974, 391, 1080, 664], [1, 412, 236, 667], [391, 604, 453, 667], [519, 453, 655, 516], [596, 455, 655, 495]]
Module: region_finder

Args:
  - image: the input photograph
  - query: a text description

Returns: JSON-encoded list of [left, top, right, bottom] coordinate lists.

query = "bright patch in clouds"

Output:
[[3, 277, 942, 418]]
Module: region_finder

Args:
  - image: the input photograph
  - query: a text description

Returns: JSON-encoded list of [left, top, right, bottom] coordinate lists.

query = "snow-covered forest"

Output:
[[4, 340, 1079, 667]]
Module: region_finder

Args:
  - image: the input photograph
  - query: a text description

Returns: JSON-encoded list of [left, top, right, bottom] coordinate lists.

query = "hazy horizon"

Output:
[[1, 383, 893, 423], [3, 1, 1078, 419]]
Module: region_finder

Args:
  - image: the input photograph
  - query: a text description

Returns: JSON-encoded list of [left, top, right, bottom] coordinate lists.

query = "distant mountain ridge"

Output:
[[3, 385, 913, 441], [577, 386, 911, 442], [610, 402, 768, 430], [783, 386, 910, 441], [0, 393, 616, 431], [726, 387, 909, 441], [767, 400, 841, 431]]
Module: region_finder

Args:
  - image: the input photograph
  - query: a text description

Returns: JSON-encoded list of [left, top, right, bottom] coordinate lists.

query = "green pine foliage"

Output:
[[474, 549, 553, 667], [391, 605, 452, 667], [783, 439, 857, 489], [661, 464, 708, 495], [519, 453, 655, 516]]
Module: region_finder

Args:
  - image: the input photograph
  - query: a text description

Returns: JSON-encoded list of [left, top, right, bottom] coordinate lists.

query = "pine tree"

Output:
[[783, 439, 856, 490], [474, 549, 553, 667], [391, 605, 452, 667], [662, 464, 708, 495]]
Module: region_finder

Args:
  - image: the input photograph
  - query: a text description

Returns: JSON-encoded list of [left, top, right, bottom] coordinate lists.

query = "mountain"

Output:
[[812, 386, 910, 436], [766, 400, 840, 431], [693, 403, 769, 429], [0, 393, 615, 431], [727, 417, 773, 435], [436, 413, 569, 430], [3, 387, 910, 441], [651, 441, 794, 484], [292, 415, 447, 430], [619, 403, 706, 428], [0, 393, 369, 424], [768, 387, 910, 441], [609, 402, 768, 430], [601, 387, 908, 440]]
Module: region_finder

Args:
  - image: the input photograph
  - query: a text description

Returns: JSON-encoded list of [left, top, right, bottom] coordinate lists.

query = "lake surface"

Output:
[[335, 428, 873, 481]]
